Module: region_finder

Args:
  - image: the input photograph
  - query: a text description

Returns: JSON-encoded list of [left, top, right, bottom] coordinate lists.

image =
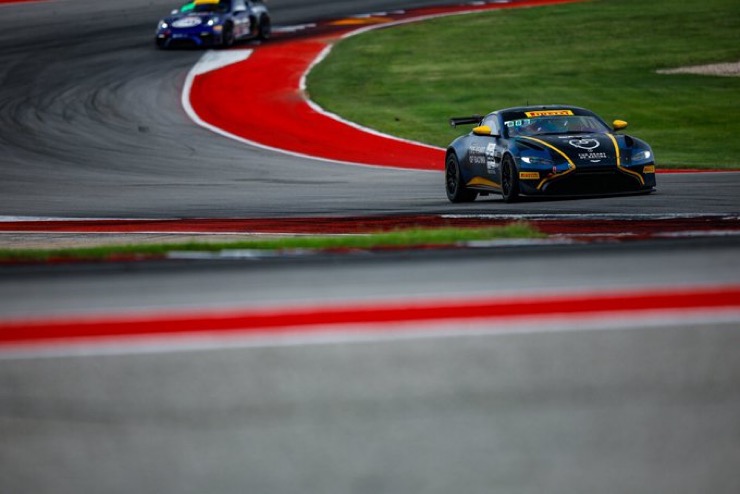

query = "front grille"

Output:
[[542, 170, 642, 195], [167, 38, 198, 48]]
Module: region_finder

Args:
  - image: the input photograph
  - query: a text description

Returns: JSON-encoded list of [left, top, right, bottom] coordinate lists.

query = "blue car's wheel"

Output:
[[445, 153, 477, 203], [221, 23, 235, 47], [501, 154, 519, 203]]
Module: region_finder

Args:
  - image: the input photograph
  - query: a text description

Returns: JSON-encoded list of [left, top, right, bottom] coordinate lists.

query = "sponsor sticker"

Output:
[[579, 152, 607, 161], [643, 165, 656, 174], [524, 110, 574, 118], [519, 172, 540, 180], [173, 16, 202, 28], [568, 138, 600, 150]]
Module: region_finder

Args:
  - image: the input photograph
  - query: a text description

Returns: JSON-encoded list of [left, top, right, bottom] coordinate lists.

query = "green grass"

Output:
[[307, 0, 740, 168], [0, 224, 543, 262]]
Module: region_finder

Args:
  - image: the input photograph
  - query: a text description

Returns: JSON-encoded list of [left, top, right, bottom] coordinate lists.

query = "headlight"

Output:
[[207, 17, 221, 26], [521, 156, 554, 166], [159, 21, 169, 30], [631, 149, 652, 162]]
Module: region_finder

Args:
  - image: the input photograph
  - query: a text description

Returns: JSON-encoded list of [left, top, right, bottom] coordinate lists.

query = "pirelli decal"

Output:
[[524, 110, 574, 118], [519, 172, 540, 180]]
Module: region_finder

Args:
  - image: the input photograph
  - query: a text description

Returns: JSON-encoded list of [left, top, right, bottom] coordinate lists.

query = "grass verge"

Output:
[[0, 223, 543, 262], [307, 0, 740, 169]]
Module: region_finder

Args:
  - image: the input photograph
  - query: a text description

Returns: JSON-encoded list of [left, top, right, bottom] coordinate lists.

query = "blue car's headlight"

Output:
[[206, 17, 223, 31], [632, 149, 652, 162], [158, 21, 169, 30], [520, 156, 554, 166]]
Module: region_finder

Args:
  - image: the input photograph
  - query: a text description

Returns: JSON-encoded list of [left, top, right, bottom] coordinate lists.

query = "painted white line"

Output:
[[655, 230, 740, 238], [271, 23, 316, 33], [191, 48, 253, 76]]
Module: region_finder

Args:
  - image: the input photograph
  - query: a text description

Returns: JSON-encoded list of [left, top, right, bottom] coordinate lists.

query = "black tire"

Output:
[[221, 23, 235, 47], [445, 153, 477, 203], [257, 15, 271, 40], [501, 154, 520, 203]]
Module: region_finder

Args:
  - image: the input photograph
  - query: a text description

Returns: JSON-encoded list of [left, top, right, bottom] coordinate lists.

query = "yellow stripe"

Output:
[[607, 133, 645, 186], [519, 136, 576, 190], [466, 177, 501, 189]]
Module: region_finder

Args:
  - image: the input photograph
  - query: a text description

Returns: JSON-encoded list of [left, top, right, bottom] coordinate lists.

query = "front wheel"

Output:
[[221, 24, 235, 47], [501, 154, 520, 203], [445, 153, 477, 203], [257, 15, 271, 40]]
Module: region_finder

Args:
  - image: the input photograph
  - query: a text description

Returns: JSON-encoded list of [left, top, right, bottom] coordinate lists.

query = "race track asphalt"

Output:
[[1, 1, 740, 493], [0, 0, 739, 218]]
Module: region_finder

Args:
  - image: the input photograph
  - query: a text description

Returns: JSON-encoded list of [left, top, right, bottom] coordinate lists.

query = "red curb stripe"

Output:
[[190, 39, 444, 170], [1, 286, 739, 347], [1, 216, 737, 236]]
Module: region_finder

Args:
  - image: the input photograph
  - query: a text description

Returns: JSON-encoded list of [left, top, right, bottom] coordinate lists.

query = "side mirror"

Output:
[[613, 120, 628, 131], [473, 125, 498, 137]]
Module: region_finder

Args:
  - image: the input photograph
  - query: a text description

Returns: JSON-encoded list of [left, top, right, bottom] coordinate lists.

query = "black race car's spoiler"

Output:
[[449, 115, 483, 128]]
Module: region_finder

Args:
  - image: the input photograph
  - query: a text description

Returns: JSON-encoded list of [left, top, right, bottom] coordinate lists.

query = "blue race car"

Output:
[[445, 105, 656, 203], [155, 0, 271, 49]]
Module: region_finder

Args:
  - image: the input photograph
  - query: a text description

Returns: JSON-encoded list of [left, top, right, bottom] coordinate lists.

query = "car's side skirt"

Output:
[[466, 177, 501, 191]]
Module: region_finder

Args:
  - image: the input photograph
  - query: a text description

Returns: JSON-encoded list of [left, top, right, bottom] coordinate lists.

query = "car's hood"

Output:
[[517, 133, 619, 167]]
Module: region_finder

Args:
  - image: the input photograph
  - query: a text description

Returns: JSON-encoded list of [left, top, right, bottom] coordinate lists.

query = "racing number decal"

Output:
[[485, 142, 499, 173]]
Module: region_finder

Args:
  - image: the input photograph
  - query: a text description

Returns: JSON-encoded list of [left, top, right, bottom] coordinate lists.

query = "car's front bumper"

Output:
[[156, 27, 223, 48], [517, 163, 656, 196]]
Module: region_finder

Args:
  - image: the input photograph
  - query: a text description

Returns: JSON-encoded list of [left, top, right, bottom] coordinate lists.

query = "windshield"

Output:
[[179, 0, 231, 13], [505, 116, 609, 138]]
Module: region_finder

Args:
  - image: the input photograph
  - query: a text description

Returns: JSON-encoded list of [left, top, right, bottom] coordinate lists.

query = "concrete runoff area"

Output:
[[1, 321, 739, 494], [1, 241, 740, 493]]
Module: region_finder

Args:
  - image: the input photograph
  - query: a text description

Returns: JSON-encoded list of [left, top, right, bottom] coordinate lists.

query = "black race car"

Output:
[[156, 0, 271, 49], [445, 105, 656, 202]]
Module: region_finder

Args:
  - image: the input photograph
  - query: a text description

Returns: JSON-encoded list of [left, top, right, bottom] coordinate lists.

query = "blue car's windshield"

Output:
[[179, 0, 231, 13], [505, 116, 609, 138]]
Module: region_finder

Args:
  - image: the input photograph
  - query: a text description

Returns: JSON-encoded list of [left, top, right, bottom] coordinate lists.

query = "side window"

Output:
[[481, 115, 500, 136]]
